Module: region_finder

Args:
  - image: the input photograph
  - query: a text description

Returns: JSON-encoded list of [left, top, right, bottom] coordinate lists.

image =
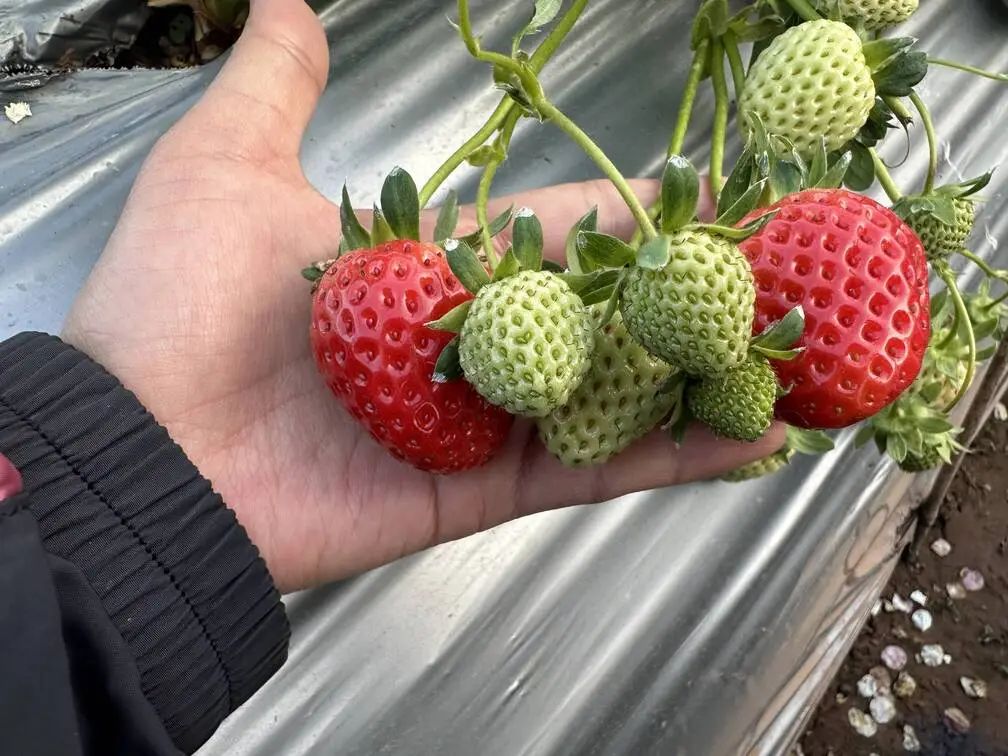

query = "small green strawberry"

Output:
[[722, 448, 795, 482], [620, 229, 755, 376], [837, 0, 918, 30], [897, 443, 950, 473], [741, 20, 875, 159], [687, 356, 778, 442], [458, 269, 594, 417], [894, 173, 990, 262], [536, 311, 680, 467]]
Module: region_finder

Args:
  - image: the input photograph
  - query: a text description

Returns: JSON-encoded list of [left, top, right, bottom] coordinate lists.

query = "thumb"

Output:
[[184, 0, 329, 158]]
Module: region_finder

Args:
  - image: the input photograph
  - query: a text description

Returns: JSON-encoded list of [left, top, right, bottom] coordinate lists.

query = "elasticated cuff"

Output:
[[0, 332, 289, 753]]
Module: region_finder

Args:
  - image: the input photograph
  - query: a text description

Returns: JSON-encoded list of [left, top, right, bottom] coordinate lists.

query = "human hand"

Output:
[[62, 0, 784, 593]]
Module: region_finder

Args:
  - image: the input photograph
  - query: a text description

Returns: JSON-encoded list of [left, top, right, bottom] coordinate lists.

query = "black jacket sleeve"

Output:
[[0, 332, 290, 755]]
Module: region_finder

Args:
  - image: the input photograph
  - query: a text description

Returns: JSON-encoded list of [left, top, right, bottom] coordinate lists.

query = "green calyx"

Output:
[[857, 387, 962, 468], [687, 355, 779, 442]]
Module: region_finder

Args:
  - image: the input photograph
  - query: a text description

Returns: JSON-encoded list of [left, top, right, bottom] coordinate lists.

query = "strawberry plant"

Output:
[[298, 0, 1007, 479]]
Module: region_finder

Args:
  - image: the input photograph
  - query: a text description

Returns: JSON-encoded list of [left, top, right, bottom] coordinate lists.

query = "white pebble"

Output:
[[930, 538, 952, 557], [910, 590, 928, 606], [946, 582, 967, 600], [960, 676, 988, 699], [961, 568, 985, 592], [870, 694, 897, 724], [857, 674, 878, 698], [894, 671, 917, 699], [871, 599, 882, 616], [903, 724, 921, 752], [882, 645, 908, 670], [919, 644, 947, 667], [911, 608, 932, 632], [849, 707, 878, 738], [944, 707, 971, 734], [891, 593, 914, 613]]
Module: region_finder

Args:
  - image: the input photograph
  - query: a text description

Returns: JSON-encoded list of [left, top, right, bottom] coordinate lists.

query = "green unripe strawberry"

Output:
[[740, 20, 875, 159], [537, 311, 679, 467], [838, 0, 918, 30], [898, 447, 942, 472], [620, 229, 755, 376], [687, 356, 778, 442], [459, 270, 594, 418], [907, 198, 976, 261], [722, 448, 795, 482]]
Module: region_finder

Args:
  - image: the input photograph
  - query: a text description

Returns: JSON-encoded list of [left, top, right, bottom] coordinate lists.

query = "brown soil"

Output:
[[799, 419, 1008, 755]]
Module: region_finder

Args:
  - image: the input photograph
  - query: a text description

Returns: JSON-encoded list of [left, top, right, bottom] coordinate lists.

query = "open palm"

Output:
[[63, 0, 783, 593]]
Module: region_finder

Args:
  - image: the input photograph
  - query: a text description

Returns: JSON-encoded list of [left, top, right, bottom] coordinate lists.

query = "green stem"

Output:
[[882, 94, 912, 123], [536, 99, 657, 240], [783, 0, 822, 22], [988, 288, 1008, 308], [938, 266, 977, 412], [723, 31, 746, 104], [668, 39, 709, 158], [709, 38, 729, 200], [908, 91, 938, 195], [958, 247, 1008, 283], [419, 101, 511, 207], [928, 57, 1008, 83], [419, 0, 589, 207], [870, 148, 903, 202], [476, 110, 520, 269]]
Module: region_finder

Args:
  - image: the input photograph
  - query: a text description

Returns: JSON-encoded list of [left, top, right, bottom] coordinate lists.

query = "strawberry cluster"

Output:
[[303, 0, 1007, 479]]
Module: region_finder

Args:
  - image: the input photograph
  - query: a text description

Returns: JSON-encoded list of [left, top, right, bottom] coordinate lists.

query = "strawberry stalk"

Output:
[[782, 0, 822, 22], [723, 30, 746, 104], [629, 38, 711, 250], [908, 91, 938, 195], [870, 148, 903, 203], [936, 265, 977, 411], [476, 109, 521, 268], [418, 0, 590, 207], [927, 57, 1008, 84], [958, 247, 1008, 285], [709, 37, 730, 200]]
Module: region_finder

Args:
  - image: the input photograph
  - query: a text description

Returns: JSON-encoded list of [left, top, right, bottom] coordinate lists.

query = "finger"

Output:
[[182, 0, 329, 158], [516, 422, 788, 516]]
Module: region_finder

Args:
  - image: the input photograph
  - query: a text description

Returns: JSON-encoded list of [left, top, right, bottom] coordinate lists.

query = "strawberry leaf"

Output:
[[816, 151, 853, 189], [380, 166, 421, 241], [512, 208, 544, 271], [661, 155, 700, 233], [340, 185, 372, 251], [427, 300, 472, 333], [565, 206, 599, 274], [807, 138, 829, 187], [432, 337, 463, 383], [577, 231, 636, 269], [691, 0, 729, 50], [716, 178, 767, 227], [466, 144, 504, 167], [444, 239, 491, 294], [460, 205, 514, 251], [917, 416, 955, 434], [769, 157, 802, 200], [699, 211, 775, 242], [371, 205, 397, 244], [636, 235, 672, 270], [844, 141, 876, 191], [492, 248, 522, 281], [717, 149, 757, 221], [512, 0, 563, 55], [785, 427, 834, 455], [752, 305, 805, 351], [576, 270, 622, 306], [853, 423, 876, 448], [887, 433, 908, 463], [541, 259, 565, 273], [753, 346, 803, 361], [301, 266, 325, 283], [597, 279, 623, 328], [434, 190, 460, 242]]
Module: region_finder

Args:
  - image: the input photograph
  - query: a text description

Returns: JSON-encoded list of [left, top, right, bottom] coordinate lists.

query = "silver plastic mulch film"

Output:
[[2, 1, 1008, 754]]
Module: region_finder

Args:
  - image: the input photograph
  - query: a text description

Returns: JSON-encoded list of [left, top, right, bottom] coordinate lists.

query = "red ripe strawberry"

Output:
[[739, 189, 930, 429], [310, 240, 513, 473]]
